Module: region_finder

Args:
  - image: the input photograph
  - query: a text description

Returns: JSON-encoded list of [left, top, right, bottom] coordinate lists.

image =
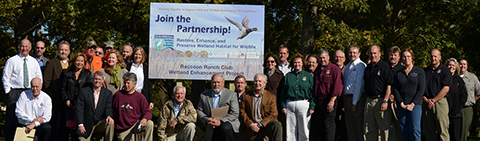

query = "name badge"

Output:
[[302, 77, 306, 81]]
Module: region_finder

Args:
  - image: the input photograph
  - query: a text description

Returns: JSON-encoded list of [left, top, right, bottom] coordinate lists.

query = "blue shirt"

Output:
[[212, 90, 223, 109], [34, 55, 46, 71], [173, 101, 183, 118]]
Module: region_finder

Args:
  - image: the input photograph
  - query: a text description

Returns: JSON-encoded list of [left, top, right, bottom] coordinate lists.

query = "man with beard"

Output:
[[387, 46, 404, 141], [197, 74, 240, 141], [43, 40, 71, 141], [423, 49, 451, 141], [34, 41, 49, 71]]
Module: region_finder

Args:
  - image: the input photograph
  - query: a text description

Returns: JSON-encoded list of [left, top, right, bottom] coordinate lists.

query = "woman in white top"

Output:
[[126, 47, 154, 109]]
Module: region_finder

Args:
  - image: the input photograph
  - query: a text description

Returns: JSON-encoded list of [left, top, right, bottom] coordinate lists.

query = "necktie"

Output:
[[24, 58, 29, 88]]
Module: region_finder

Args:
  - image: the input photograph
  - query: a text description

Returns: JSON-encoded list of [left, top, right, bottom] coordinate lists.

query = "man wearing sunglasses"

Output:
[[83, 37, 103, 72], [35, 41, 49, 71]]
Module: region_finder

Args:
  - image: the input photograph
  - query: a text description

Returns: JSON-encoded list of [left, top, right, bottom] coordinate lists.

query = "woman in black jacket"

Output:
[[393, 49, 425, 141], [445, 58, 468, 141], [126, 47, 153, 109], [61, 53, 92, 141]]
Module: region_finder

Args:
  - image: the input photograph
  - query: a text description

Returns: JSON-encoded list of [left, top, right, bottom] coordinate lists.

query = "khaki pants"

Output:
[[116, 120, 154, 141], [79, 120, 114, 141], [364, 97, 392, 141], [166, 123, 196, 141], [462, 106, 473, 141], [422, 98, 449, 141]]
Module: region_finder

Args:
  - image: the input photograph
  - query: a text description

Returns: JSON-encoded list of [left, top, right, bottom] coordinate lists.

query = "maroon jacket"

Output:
[[113, 90, 152, 132], [314, 62, 343, 97]]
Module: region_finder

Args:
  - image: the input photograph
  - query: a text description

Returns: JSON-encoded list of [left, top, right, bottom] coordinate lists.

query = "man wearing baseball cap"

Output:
[[83, 37, 103, 72]]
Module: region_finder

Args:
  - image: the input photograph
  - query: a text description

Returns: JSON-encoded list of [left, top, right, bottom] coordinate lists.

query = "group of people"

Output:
[[3, 37, 480, 141], [2, 38, 154, 141], [251, 45, 479, 141]]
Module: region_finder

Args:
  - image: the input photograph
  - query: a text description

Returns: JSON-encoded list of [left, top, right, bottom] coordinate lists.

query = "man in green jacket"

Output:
[[157, 85, 197, 141]]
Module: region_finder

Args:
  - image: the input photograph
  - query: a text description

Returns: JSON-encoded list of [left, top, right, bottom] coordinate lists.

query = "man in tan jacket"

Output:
[[157, 85, 197, 141], [240, 73, 282, 141]]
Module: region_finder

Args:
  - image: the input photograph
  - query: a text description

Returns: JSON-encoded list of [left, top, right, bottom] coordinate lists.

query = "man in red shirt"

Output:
[[113, 72, 153, 141], [313, 49, 343, 141]]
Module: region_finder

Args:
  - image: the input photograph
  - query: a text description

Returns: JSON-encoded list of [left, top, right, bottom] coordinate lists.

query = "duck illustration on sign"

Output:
[[225, 16, 259, 40]]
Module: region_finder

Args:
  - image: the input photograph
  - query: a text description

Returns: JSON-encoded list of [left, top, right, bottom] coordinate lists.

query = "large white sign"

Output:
[[149, 3, 265, 81]]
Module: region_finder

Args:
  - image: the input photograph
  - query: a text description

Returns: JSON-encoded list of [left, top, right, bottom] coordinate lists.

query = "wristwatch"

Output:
[[257, 123, 264, 128], [383, 99, 388, 103]]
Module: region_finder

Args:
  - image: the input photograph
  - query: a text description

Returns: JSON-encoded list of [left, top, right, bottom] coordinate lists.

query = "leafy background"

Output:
[[1, 0, 480, 139]]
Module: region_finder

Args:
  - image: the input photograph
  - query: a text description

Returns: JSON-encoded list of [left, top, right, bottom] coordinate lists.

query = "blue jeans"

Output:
[[397, 105, 421, 141]]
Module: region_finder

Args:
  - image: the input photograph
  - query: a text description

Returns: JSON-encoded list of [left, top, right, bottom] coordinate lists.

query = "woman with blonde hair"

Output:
[[102, 49, 128, 93], [445, 58, 467, 141]]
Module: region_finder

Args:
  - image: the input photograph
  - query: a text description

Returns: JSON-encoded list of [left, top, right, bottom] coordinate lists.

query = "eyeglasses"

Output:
[[267, 61, 275, 63], [96, 52, 103, 55], [88, 46, 96, 49], [36, 47, 45, 49]]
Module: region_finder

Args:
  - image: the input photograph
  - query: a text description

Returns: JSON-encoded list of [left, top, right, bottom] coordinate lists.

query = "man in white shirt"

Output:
[[15, 77, 52, 141], [277, 44, 291, 75], [3, 39, 43, 141], [343, 45, 366, 141]]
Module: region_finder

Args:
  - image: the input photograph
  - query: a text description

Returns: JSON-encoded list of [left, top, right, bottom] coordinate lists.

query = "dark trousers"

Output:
[[49, 102, 69, 141], [18, 123, 52, 141], [450, 117, 462, 141], [212, 121, 234, 141], [5, 89, 26, 141], [335, 95, 347, 141], [244, 120, 283, 141], [314, 98, 337, 141]]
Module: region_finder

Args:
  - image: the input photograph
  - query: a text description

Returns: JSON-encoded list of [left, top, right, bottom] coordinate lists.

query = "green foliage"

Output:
[[1, 0, 480, 136]]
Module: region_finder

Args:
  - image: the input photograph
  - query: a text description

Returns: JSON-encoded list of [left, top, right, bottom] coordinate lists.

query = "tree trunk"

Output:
[[300, 2, 317, 54]]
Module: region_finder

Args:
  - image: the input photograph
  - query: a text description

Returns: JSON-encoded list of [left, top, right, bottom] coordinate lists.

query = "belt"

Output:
[[317, 96, 331, 100], [345, 94, 354, 97], [368, 95, 382, 99], [464, 105, 473, 108], [288, 98, 308, 101]]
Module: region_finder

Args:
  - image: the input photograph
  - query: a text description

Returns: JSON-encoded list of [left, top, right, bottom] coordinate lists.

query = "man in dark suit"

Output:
[[43, 40, 71, 141], [240, 73, 282, 141], [76, 71, 114, 141], [197, 74, 241, 141]]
